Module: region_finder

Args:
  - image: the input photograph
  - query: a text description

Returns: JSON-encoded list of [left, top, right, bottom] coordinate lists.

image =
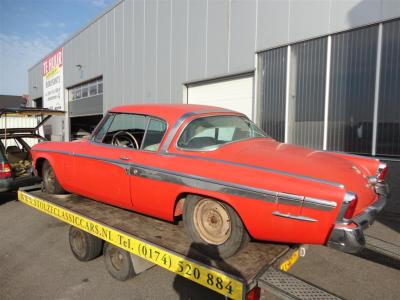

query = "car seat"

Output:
[[6, 145, 28, 163]]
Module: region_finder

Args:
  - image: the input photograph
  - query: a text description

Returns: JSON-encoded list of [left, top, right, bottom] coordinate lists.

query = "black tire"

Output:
[[103, 243, 135, 281], [183, 196, 249, 259], [42, 160, 66, 194], [69, 226, 103, 261]]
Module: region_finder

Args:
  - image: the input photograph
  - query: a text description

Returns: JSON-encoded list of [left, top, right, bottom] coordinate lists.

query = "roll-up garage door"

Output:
[[187, 75, 254, 119]]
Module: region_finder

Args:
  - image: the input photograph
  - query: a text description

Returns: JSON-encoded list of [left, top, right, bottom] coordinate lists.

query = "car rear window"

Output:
[[177, 115, 266, 151]]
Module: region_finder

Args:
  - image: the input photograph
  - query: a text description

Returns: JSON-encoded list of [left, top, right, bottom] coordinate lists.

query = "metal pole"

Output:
[[372, 23, 383, 156], [323, 35, 332, 150]]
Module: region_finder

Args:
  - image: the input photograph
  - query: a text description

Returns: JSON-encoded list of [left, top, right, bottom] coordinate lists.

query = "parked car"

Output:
[[31, 104, 389, 258], [0, 108, 64, 192]]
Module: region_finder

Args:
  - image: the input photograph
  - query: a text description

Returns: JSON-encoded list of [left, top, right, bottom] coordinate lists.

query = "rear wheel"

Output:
[[103, 243, 135, 281], [69, 226, 103, 261], [183, 196, 249, 259], [42, 160, 66, 194]]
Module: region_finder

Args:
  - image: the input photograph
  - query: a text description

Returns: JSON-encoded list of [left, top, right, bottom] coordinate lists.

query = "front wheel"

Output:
[[183, 196, 249, 259], [42, 160, 66, 194]]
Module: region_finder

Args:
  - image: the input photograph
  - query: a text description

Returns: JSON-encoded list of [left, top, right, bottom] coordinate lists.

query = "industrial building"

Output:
[[28, 0, 400, 157]]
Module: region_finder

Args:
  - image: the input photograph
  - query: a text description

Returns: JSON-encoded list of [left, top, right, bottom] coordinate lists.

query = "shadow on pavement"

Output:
[[0, 192, 17, 206], [353, 160, 400, 270], [173, 242, 242, 300], [356, 248, 400, 271]]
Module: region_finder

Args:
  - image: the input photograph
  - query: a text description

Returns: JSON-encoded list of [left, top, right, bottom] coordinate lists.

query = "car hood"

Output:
[[208, 138, 377, 214]]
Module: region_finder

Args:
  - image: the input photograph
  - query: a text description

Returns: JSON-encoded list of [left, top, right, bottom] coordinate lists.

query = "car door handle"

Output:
[[119, 157, 130, 161]]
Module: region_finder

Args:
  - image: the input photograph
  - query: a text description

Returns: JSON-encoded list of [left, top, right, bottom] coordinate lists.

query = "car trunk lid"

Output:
[[208, 138, 377, 216], [0, 107, 65, 136]]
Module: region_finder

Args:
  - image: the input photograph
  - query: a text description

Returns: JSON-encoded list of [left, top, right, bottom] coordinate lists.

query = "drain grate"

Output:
[[258, 268, 341, 300]]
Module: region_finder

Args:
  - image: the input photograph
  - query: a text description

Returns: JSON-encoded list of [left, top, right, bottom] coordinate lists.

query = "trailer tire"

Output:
[[183, 196, 249, 259], [69, 226, 103, 261], [43, 160, 66, 194], [103, 243, 135, 281]]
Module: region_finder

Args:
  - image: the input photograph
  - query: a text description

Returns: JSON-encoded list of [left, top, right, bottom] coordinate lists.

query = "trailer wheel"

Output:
[[69, 226, 103, 261], [183, 196, 249, 259], [43, 160, 66, 194], [103, 243, 135, 281]]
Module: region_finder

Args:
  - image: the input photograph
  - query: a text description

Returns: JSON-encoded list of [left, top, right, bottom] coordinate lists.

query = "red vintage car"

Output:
[[31, 104, 389, 258]]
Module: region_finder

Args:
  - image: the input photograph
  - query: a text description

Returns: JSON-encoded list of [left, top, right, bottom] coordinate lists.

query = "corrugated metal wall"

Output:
[[377, 19, 400, 156], [287, 38, 327, 149], [327, 26, 378, 154], [28, 0, 400, 111], [257, 47, 287, 142]]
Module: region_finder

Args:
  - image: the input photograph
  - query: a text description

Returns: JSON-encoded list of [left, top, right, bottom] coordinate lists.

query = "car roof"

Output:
[[109, 104, 240, 123]]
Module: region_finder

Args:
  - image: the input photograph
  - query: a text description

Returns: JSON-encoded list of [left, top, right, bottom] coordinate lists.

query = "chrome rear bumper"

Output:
[[327, 186, 388, 254]]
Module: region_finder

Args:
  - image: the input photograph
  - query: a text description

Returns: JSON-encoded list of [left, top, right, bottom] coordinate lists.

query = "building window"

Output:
[[98, 80, 103, 94], [377, 19, 400, 157], [89, 83, 97, 96], [81, 84, 88, 98], [327, 26, 378, 154], [288, 38, 327, 149], [257, 47, 287, 142], [69, 77, 103, 101]]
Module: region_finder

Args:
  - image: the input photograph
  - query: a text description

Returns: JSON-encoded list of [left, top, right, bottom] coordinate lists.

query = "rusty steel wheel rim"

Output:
[[193, 199, 231, 245], [46, 167, 56, 187], [109, 248, 125, 271]]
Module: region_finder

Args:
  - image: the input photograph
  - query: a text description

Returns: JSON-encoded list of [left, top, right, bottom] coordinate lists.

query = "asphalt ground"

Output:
[[0, 160, 399, 300]]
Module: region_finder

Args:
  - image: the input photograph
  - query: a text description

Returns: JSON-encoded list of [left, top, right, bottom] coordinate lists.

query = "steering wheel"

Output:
[[111, 131, 139, 149]]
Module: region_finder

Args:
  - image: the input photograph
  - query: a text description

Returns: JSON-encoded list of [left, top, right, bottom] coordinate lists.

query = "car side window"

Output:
[[101, 113, 147, 148], [141, 118, 167, 151], [93, 114, 115, 143]]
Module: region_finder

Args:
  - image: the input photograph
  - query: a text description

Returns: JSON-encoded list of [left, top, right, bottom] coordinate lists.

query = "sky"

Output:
[[0, 0, 115, 96]]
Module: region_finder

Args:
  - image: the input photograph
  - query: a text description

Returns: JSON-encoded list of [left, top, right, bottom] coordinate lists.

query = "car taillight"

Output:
[[246, 287, 261, 300], [0, 162, 12, 179], [344, 194, 358, 220], [377, 162, 388, 181]]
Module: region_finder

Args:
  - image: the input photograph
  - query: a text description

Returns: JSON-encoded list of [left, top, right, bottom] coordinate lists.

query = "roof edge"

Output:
[[28, 0, 124, 72]]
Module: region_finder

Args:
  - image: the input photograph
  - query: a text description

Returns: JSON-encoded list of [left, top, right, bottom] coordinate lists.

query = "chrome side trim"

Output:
[[33, 149, 337, 211], [162, 152, 344, 189], [31, 149, 72, 155], [159, 108, 236, 153], [303, 197, 337, 211], [277, 192, 303, 206], [130, 166, 277, 202], [272, 211, 317, 222]]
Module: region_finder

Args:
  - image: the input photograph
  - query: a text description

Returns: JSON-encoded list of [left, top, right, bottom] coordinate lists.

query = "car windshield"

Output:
[[177, 115, 267, 150]]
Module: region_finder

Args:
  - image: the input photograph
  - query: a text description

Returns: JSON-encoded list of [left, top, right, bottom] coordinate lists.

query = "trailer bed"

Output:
[[18, 186, 295, 299]]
